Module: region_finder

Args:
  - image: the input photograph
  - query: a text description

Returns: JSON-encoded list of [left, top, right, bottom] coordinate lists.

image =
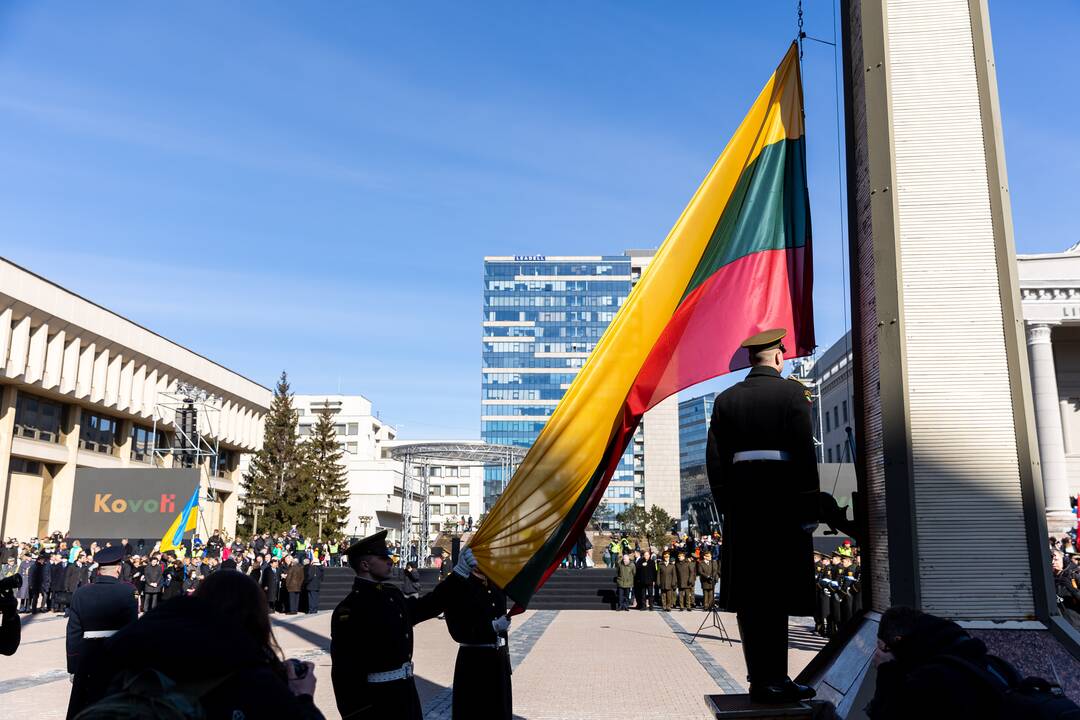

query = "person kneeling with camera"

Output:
[[78, 569, 323, 719], [0, 572, 22, 656]]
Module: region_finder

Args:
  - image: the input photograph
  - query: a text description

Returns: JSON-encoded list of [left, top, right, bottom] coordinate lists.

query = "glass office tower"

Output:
[[678, 392, 716, 510], [678, 393, 716, 472], [481, 255, 639, 521]]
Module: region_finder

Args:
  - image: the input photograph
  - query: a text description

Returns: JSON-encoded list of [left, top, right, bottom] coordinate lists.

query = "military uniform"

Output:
[[65, 547, 138, 719], [697, 557, 720, 610], [436, 572, 512, 719], [675, 557, 696, 610], [706, 329, 819, 699], [658, 558, 677, 610], [331, 532, 443, 720]]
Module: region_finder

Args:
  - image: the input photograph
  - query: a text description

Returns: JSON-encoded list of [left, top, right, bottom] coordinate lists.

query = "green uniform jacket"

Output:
[[658, 561, 678, 590], [674, 560, 695, 589]]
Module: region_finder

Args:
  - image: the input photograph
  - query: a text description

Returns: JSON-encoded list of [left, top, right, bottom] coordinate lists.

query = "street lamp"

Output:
[[358, 514, 372, 538], [315, 508, 329, 541], [250, 498, 267, 536]]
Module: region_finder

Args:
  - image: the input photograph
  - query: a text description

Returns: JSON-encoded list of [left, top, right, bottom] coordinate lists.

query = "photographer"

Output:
[[0, 572, 21, 655], [87, 570, 323, 719]]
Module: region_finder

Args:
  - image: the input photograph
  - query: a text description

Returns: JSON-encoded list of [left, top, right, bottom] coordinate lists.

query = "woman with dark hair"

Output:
[[95, 569, 323, 719]]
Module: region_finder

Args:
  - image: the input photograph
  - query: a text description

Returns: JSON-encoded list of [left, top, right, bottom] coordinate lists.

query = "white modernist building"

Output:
[[0, 258, 270, 540], [1018, 245, 1080, 533], [292, 394, 409, 543], [292, 394, 492, 551]]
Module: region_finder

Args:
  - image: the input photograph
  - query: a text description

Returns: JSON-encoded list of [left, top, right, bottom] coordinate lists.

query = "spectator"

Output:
[[284, 555, 305, 615], [304, 556, 324, 614], [402, 560, 421, 599], [697, 550, 719, 611], [675, 550, 696, 611], [49, 553, 68, 612], [0, 576, 19, 656], [28, 552, 48, 613], [634, 549, 657, 611], [1053, 550, 1080, 630], [658, 551, 677, 611], [15, 554, 31, 612], [262, 557, 282, 613], [142, 554, 164, 612], [614, 553, 635, 611], [91, 570, 323, 719], [867, 607, 1033, 719]]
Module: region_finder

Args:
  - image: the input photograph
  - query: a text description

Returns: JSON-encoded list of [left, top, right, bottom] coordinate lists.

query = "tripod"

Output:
[[691, 604, 734, 647]]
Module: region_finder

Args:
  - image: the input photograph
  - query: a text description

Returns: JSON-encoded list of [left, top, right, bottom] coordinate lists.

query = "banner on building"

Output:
[[69, 468, 201, 540]]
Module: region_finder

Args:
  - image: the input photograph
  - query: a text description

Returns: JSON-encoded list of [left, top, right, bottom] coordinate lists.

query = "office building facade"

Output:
[[0, 258, 270, 540], [481, 252, 680, 524], [792, 332, 855, 464], [678, 392, 715, 510]]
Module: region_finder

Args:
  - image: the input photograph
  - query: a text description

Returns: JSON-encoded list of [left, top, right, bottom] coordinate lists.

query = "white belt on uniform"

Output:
[[82, 630, 118, 639], [366, 661, 414, 683], [458, 637, 507, 649], [732, 450, 791, 463]]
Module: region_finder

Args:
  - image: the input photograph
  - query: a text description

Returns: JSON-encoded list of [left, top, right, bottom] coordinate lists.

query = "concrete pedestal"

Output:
[[705, 695, 814, 719]]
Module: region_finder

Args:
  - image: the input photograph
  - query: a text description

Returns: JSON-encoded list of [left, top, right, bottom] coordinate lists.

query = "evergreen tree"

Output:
[[305, 403, 351, 539], [239, 371, 309, 535]]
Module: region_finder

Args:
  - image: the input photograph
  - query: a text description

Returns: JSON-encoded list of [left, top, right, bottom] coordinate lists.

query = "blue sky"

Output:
[[0, 2, 1076, 439]]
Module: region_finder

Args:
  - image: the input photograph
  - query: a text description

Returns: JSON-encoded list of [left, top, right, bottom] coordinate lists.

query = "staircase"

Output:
[[528, 568, 616, 610], [318, 567, 444, 611], [319, 567, 617, 611]]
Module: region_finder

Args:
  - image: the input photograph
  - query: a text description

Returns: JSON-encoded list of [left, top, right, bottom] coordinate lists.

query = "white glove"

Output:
[[492, 615, 511, 634], [453, 547, 478, 578]]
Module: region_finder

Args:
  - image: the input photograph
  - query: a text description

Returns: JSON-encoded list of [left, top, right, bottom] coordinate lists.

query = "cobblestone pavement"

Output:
[[0, 605, 825, 719]]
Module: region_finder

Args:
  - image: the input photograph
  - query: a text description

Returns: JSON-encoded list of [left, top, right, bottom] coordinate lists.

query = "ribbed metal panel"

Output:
[[848, 0, 892, 613], [887, 0, 1033, 618]]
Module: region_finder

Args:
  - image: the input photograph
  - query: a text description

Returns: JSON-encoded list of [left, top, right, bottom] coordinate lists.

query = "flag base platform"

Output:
[[705, 695, 813, 719]]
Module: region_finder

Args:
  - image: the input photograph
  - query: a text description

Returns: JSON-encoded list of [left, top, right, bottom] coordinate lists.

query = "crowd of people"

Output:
[[814, 539, 862, 637], [610, 540, 722, 612], [1051, 534, 1080, 631], [0, 526, 349, 617]]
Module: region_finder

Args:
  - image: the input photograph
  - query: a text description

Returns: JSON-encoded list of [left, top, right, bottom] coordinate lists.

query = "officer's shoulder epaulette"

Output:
[[788, 375, 814, 403]]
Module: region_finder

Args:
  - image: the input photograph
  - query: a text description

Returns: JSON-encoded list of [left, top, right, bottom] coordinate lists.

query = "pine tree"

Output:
[[305, 403, 351, 539], [239, 371, 309, 535]]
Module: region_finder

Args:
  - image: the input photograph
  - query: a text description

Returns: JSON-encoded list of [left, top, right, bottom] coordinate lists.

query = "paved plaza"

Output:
[[0, 607, 825, 719]]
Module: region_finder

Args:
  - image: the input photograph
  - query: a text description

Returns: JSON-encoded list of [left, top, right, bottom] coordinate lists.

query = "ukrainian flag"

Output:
[[160, 487, 199, 553]]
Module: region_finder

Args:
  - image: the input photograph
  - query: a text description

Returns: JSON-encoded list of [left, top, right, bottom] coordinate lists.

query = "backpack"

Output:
[[938, 653, 1080, 720], [74, 668, 233, 720]]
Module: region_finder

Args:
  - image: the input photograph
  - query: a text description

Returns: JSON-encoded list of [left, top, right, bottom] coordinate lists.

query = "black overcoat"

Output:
[[436, 573, 512, 720], [706, 365, 818, 615], [65, 575, 138, 718], [330, 576, 443, 720]]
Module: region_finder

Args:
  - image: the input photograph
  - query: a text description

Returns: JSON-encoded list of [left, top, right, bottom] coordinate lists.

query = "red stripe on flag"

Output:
[[627, 246, 813, 416]]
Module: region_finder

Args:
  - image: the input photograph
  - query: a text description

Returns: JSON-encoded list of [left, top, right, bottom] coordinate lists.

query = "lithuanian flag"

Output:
[[470, 44, 814, 608]]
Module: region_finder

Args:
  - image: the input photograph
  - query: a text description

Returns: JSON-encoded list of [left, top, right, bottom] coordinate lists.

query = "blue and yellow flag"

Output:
[[160, 487, 199, 553]]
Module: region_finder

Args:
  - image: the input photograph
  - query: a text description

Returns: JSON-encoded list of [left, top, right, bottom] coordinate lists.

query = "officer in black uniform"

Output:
[[437, 567, 513, 719], [330, 530, 467, 719], [65, 544, 138, 718], [707, 328, 849, 704]]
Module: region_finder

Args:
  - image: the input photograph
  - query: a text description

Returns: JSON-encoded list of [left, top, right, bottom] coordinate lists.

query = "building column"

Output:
[[47, 405, 82, 533], [0, 386, 17, 540], [1026, 323, 1074, 533]]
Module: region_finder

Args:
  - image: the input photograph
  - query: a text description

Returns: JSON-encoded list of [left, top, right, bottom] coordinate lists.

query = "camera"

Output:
[[0, 574, 22, 594]]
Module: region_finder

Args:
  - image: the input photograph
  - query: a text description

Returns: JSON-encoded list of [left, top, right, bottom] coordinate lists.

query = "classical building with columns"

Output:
[[1020, 245, 1080, 534], [0, 258, 270, 540]]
